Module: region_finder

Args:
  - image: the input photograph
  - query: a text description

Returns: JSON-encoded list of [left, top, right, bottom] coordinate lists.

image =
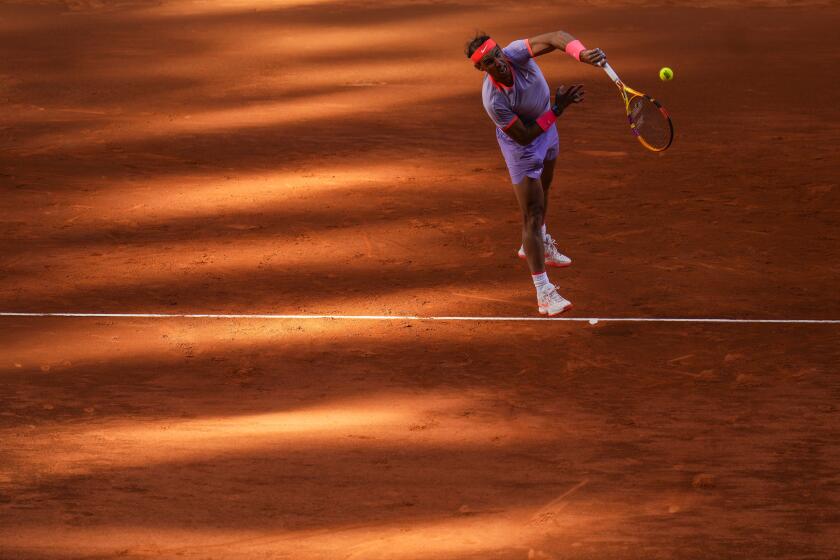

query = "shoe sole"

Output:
[[538, 303, 573, 317], [518, 253, 572, 268]]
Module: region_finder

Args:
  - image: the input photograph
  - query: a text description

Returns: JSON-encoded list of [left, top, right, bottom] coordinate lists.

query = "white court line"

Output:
[[0, 312, 839, 324]]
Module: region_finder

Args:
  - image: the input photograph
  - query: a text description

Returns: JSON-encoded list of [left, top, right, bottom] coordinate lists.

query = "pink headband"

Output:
[[470, 38, 497, 63]]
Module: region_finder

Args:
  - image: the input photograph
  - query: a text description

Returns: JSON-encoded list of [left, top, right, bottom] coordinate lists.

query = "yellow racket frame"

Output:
[[603, 63, 674, 152]]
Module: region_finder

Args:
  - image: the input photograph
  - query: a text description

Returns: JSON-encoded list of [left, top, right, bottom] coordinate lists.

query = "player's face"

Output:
[[474, 47, 510, 81]]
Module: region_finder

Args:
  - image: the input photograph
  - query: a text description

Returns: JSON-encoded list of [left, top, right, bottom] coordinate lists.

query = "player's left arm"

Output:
[[527, 31, 606, 67]]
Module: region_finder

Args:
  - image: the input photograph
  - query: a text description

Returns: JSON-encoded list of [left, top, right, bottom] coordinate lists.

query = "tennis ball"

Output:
[[659, 67, 674, 81]]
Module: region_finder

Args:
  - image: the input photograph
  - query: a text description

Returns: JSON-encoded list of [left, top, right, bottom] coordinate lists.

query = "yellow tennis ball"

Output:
[[659, 67, 674, 81]]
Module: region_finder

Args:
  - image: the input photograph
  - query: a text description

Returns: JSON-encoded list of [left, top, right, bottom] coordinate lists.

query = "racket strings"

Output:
[[628, 96, 672, 151]]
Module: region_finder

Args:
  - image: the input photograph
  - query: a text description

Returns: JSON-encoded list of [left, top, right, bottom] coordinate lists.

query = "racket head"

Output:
[[624, 89, 674, 152]]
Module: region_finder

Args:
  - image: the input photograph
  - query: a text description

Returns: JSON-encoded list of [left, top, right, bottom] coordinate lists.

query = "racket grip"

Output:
[[603, 63, 620, 84]]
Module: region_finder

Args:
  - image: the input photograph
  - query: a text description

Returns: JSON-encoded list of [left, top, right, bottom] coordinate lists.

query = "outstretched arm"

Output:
[[527, 30, 606, 67]]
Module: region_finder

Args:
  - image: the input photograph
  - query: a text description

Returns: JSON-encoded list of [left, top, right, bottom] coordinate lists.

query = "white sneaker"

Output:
[[517, 234, 572, 268], [543, 234, 572, 267], [537, 283, 573, 316]]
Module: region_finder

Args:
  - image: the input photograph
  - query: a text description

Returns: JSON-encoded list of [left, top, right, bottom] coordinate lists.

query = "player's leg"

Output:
[[540, 156, 556, 224], [512, 175, 572, 316], [515, 158, 551, 260], [538, 155, 572, 268], [512, 175, 546, 274]]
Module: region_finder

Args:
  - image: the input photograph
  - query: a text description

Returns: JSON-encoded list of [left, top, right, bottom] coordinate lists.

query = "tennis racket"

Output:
[[602, 62, 674, 152]]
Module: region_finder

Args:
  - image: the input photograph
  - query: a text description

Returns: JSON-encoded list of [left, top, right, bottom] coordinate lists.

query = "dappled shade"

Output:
[[1, 0, 839, 559]]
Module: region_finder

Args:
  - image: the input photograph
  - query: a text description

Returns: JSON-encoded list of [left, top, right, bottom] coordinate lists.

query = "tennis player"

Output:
[[465, 31, 605, 316]]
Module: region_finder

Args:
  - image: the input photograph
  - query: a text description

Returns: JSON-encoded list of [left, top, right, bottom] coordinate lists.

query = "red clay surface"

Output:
[[1, 1, 839, 559]]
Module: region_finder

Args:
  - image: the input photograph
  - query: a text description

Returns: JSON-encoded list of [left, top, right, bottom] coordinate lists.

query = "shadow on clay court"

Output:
[[1, 317, 837, 549], [2, 1, 840, 558]]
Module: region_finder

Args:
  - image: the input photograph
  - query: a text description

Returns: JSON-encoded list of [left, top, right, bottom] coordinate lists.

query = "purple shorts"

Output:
[[496, 126, 559, 184]]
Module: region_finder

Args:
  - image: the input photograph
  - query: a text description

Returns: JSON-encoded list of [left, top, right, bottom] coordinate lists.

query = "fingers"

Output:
[[556, 84, 582, 96], [584, 47, 607, 67], [567, 84, 585, 103], [554, 84, 585, 109], [556, 84, 584, 96]]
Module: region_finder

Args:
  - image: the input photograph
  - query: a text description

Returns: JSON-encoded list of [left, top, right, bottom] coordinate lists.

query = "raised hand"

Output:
[[580, 48, 606, 67], [552, 84, 585, 115]]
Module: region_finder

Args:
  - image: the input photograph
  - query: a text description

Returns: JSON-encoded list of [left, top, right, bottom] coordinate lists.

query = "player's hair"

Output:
[[465, 32, 491, 59]]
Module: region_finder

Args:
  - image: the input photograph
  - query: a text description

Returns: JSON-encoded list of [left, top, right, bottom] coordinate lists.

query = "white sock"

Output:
[[541, 224, 547, 239], [532, 271, 549, 291]]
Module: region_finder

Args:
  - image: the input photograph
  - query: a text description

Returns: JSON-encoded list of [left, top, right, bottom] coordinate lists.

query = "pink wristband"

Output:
[[565, 39, 586, 61], [536, 110, 557, 132]]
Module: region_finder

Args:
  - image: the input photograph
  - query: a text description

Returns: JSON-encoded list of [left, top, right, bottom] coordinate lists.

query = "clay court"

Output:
[[1, 1, 839, 558]]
